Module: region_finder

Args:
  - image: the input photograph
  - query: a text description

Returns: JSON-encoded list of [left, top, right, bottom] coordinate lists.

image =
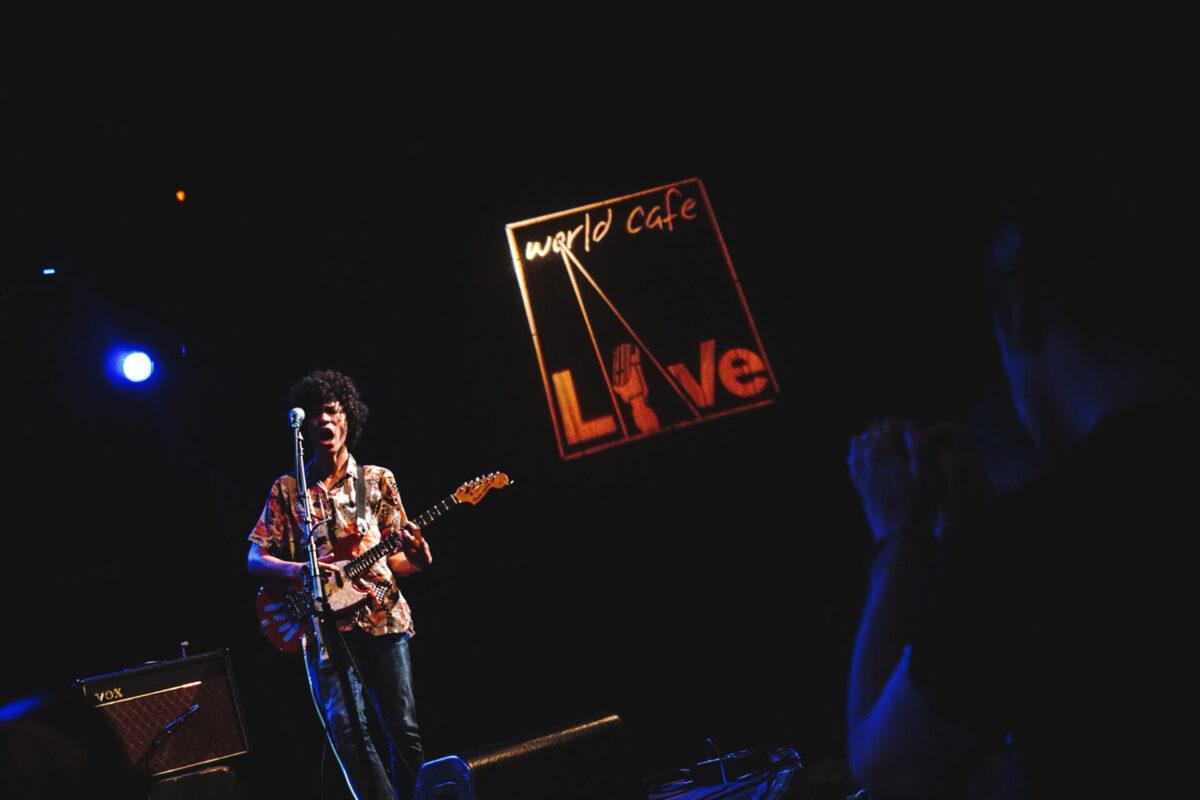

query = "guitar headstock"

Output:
[[453, 472, 511, 506]]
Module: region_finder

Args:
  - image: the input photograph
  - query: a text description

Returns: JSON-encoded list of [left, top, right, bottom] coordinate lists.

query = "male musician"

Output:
[[248, 369, 431, 800]]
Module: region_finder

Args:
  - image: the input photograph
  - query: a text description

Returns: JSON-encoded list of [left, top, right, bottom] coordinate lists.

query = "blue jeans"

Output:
[[310, 630, 424, 800]]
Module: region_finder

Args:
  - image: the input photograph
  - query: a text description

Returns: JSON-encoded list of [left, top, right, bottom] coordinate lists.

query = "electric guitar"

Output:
[[255, 471, 510, 653]]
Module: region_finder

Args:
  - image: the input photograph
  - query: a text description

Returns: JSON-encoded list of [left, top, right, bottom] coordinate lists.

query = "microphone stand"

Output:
[[292, 417, 331, 666], [291, 412, 362, 800]]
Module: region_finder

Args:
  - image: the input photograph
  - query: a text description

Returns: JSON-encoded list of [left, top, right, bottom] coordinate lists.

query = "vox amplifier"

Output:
[[75, 649, 249, 778]]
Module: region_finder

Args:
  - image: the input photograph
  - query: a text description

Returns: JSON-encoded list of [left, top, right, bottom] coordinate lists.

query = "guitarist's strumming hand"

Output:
[[400, 521, 432, 570], [296, 560, 345, 583]]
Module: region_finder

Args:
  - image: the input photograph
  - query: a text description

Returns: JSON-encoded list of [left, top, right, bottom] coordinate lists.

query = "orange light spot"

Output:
[[175, 189, 187, 203]]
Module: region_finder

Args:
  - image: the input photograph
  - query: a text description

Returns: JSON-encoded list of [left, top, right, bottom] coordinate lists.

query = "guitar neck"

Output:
[[343, 493, 458, 580]]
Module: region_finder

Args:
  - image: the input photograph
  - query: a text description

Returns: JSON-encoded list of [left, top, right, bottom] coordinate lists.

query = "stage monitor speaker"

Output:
[[643, 747, 804, 800], [75, 649, 249, 778], [414, 712, 635, 800]]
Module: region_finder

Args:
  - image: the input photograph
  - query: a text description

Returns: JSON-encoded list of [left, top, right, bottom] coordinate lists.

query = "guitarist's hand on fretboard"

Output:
[[399, 521, 431, 570]]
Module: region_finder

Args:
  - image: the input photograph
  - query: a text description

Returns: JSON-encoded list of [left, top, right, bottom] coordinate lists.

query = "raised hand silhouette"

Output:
[[612, 342, 661, 433]]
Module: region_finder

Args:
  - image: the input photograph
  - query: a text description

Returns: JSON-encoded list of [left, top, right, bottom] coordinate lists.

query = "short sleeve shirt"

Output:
[[249, 454, 415, 636]]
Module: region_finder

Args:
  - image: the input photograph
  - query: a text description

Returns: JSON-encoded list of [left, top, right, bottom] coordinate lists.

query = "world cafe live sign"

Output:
[[506, 178, 779, 460]]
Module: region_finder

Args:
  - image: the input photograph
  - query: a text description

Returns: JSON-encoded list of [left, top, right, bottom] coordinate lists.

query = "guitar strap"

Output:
[[354, 460, 367, 528]]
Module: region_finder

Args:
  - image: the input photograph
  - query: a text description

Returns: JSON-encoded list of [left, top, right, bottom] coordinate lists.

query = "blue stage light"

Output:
[[121, 352, 155, 383]]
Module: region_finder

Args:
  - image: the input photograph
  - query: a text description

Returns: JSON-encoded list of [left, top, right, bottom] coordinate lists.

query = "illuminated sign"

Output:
[[507, 178, 779, 460]]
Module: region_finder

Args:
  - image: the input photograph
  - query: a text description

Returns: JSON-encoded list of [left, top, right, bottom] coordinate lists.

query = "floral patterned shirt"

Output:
[[249, 454, 415, 636]]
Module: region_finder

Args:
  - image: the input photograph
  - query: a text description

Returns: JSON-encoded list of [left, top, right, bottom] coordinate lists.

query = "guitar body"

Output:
[[255, 557, 382, 654], [255, 581, 311, 655], [254, 471, 510, 654], [321, 559, 378, 616]]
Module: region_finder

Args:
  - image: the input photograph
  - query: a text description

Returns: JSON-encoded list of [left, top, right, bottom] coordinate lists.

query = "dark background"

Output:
[[2, 49, 1013, 797]]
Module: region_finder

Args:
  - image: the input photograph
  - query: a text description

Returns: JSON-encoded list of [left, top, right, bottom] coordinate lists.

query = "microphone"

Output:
[[134, 703, 200, 772], [164, 703, 199, 733], [289, 407, 306, 429]]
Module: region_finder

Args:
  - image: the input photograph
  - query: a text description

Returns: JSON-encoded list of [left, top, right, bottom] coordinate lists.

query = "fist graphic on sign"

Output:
[[612, 343, 661, 434]]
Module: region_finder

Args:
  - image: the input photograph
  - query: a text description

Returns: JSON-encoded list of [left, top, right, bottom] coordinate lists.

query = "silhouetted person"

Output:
[[846, 149, 1197, 798], [1, 692, 145, 800]]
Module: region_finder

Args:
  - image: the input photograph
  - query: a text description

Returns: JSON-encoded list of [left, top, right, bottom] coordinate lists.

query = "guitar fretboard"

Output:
[[343, 494, 458, 580]]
